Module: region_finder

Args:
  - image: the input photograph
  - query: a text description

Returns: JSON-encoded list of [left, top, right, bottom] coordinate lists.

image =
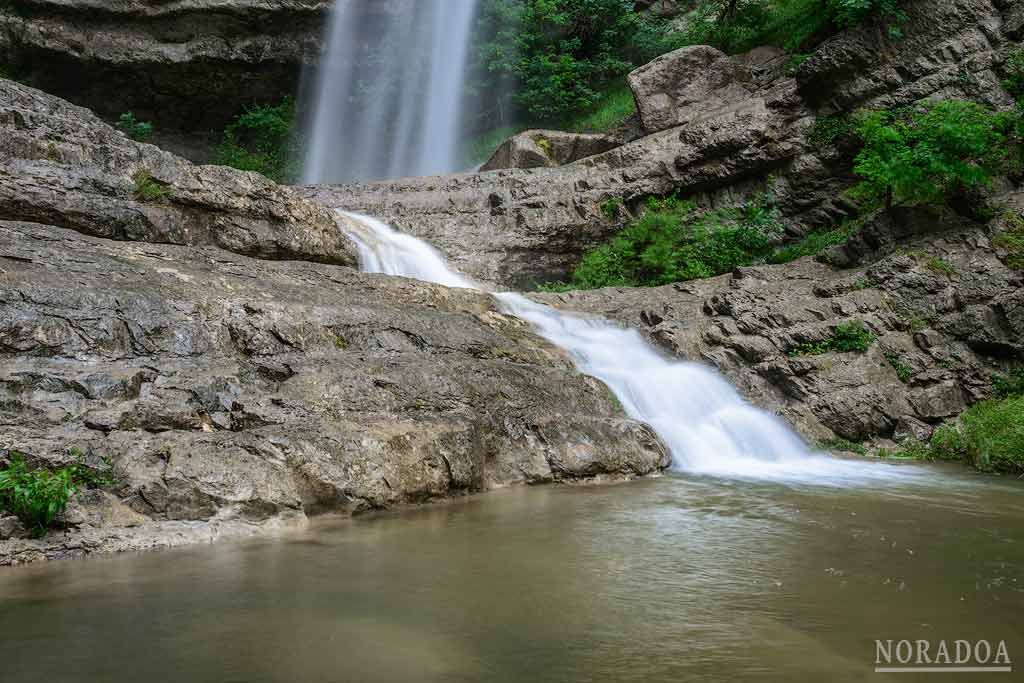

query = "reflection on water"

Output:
[[1, 468, 1021, 682]]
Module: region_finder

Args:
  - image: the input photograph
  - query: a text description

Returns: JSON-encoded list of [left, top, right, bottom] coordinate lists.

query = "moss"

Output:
[[532, 134, 553, 158], [332, 333, 349, 350]]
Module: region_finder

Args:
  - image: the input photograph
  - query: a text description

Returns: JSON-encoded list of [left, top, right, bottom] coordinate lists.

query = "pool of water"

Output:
[[1, 466, 1021, 682]]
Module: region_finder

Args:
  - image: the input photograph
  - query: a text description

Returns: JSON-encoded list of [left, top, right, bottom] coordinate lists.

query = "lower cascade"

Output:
[[341, 212, 905, 484]]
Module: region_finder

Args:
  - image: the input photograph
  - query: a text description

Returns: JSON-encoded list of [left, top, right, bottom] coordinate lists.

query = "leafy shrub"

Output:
[[1002, 49, 1024, 101], [789, 320, 875, 356], [808, 115, 856, 149], [117, 112, 153, 143], [0, 455, 77, 534], [132, 169, 169, 203], [600, 197, 623, 219], [961, 396, 1024, 474], [929, 424, 967, 462], [214, 98, 298, 183], [993, 367, 1024, 399], [550, 193, 782, 290], [565, 80, 637, 133], [852, 101, 1011, 210]]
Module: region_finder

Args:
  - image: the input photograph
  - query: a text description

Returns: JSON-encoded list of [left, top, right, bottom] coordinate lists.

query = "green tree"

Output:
[[852, 101, 1009, 211], [213, 98, 298, 183]]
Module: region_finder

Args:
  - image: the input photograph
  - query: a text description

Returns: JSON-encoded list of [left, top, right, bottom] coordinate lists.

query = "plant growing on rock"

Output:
[[117, 112, 153, 143], [789, 320, 875, 356], [132, 169, 169, 203], [547, 192, 783, 290], [214, 97, 299, 183], [0, 454, 77, 535], [852, 101, 1010, 212]]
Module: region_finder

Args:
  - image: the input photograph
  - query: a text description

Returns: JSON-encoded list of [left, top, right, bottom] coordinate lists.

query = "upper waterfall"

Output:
[[302, 0, 479, 184]]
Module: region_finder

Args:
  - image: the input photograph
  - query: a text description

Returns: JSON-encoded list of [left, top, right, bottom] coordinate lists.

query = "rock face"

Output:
[[535, 205, 1024, 446], [0, 0, 330, 140], [308, 0, 1019, 291], [0, 83, 669, 565], [480, 129, 622, 172], [0, 79, 356, 266]]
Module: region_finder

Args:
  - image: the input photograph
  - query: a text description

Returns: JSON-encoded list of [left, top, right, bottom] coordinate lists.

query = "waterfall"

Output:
[[340, 212, 911, 484], [302, 0, 479, 184]]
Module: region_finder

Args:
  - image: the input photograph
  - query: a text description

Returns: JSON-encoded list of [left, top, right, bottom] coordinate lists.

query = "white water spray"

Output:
[[303, 0, 479, 184], [341, 212, 916, 485]]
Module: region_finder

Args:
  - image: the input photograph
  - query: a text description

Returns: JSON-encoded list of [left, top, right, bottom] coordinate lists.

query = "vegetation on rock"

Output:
[[541, 193, 783, 290], [117, 112, 153, 143], [0, 455, 77, 535], [788, 320, 875, 356], [214, 97, 299, 183], [131, 169, 169, 203]]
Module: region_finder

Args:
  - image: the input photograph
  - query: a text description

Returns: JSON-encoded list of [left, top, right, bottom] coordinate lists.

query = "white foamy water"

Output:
[[303, 0, 479, 184], [341, 212, 919, 486]]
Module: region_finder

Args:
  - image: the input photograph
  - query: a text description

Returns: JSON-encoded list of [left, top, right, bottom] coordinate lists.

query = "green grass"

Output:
[[818, 437, 868, 455], [993, 367, 1024, 399], [600, 197, 623, 219], [563, 80, 637, 134], [767, 222, 859, 264], [961, 397, 1024, 474], [132, 169, 169, 203], [789, 320, 876, 356]]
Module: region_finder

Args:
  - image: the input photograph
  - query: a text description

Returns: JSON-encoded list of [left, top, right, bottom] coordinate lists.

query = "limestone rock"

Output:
[[0, 79, 357, 266], [480, 130, 622, 172], [0, 516, 27, 540]]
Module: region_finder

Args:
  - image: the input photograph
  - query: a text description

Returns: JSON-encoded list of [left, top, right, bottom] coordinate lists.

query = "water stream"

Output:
[[342, 212, 915, 485], [302, 0, 479, 184]]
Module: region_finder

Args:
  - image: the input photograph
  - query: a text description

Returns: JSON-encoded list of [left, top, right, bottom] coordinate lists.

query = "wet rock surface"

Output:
[[534, 208, 1023, 447], [0, 219, 668, 565]]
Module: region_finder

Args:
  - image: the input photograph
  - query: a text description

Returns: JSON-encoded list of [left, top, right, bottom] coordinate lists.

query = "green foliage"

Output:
[[600, 196, 623, 219], [993, 211, 1024, 270], [132, 169, 169, 203], [767, 221, 858, 264], [929, 424, 967, 462], [789, 320, 875, 356], [1002, 49, 1024, 101], [961, 397, 1024, 474], [808, 115, 856, 149], [818, 437, 867, 455], [117, 112, 153, 143], [551, 193, 783, 290], [477, 0, 679, 122], [565, 80, 637, 133], [0, 455, 77, 534], [885, 352, 913, 383], [993, 367, 1024, 399], [852, 101, 1011, 210], [214, 98, 298, 183], [461, 125, 529, 166]]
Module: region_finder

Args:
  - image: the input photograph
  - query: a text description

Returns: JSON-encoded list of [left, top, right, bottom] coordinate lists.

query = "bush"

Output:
[[117, 112, 153, 143], [993, 367, 1024, 399], [789, 320, 875, 356], [767, 221, 859, 264], [549, 193, 782, 290], [1002, 49, 1024, 101], [993, 211, 1024, 270], [0, 455, 77, 534], [214, 98, 298, 183], [929, 423, 967, 462], [961, 397, 1024, 474], [852, 101, 1011, 210]]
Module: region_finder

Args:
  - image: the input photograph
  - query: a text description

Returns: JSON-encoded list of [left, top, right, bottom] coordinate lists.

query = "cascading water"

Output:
[[340, 212, 915, 485], [302, 0, 479, 184]]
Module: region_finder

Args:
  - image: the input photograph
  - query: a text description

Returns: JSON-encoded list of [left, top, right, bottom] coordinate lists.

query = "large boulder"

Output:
[[480, 129, 622, 172], [0, 79, 357, 266]]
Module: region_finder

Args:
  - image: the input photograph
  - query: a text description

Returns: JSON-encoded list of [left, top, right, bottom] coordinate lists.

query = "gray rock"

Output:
[[0, 79, 357, 266], [480, 130, 622, 172], [0, 515, 26, 540]]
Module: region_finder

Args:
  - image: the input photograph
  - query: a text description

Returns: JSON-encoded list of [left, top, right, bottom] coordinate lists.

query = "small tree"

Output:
[[852, 101, 1009, 211]]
